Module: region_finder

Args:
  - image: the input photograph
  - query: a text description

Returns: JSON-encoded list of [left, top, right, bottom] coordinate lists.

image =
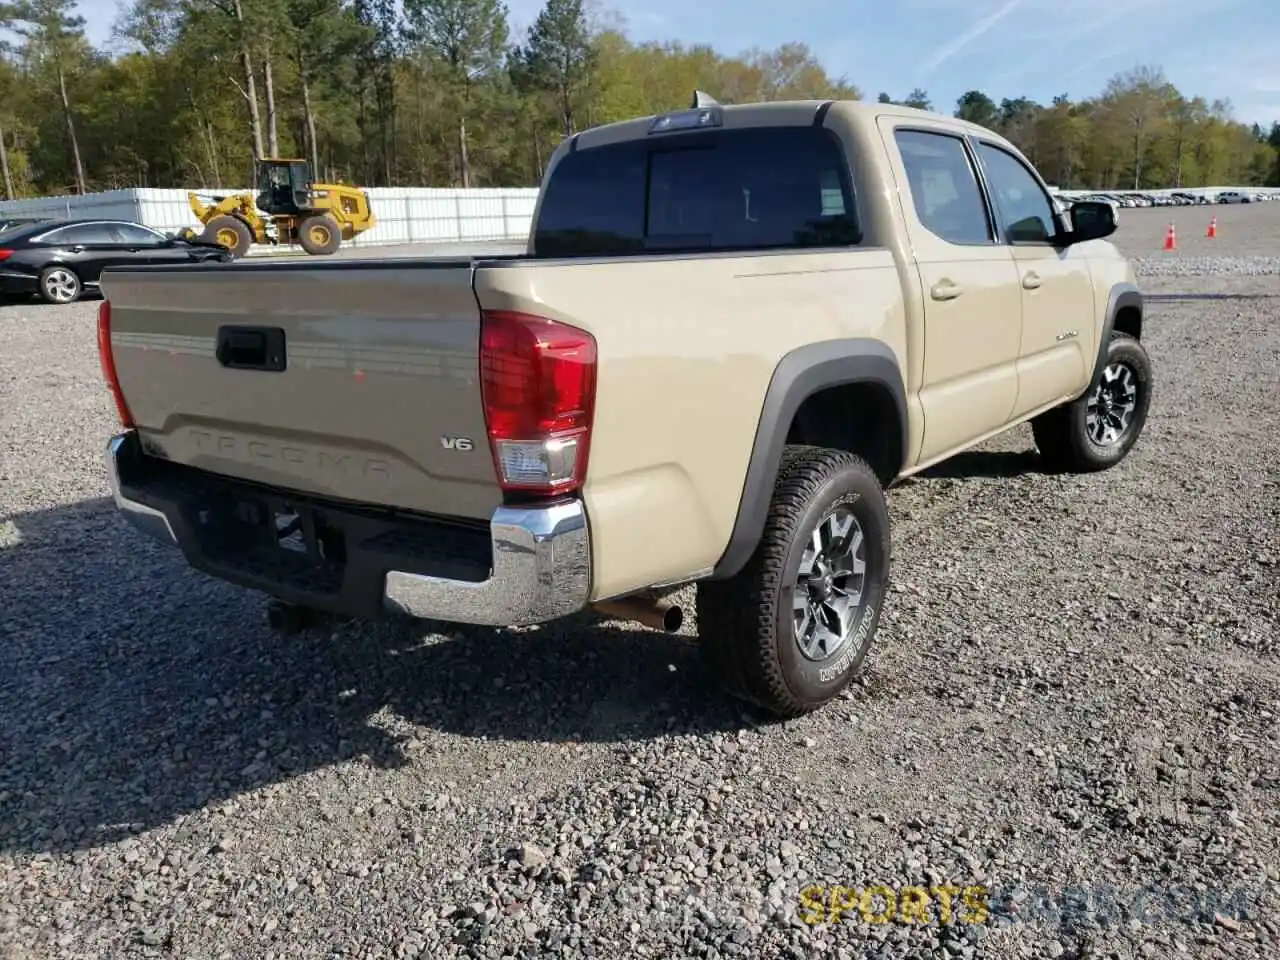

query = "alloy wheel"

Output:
[[792, 507, 868, 662], [1086, 362, 1139, 446], [43, 269, 78, 303]]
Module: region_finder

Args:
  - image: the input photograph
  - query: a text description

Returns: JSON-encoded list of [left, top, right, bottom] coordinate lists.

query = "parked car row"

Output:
[[1061, 191, 1208, 208], [1056, 188, 1279, 209], [0, 217, 231, 304]]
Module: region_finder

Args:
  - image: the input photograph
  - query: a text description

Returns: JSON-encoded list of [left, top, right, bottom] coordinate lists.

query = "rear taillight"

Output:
[[480, 310, 596, 496], [0, 249, 13, 262], [97, 300, 134, 428]]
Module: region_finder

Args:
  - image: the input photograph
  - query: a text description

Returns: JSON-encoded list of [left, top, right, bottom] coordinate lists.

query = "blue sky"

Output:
[[79, 0, 1280, 127]]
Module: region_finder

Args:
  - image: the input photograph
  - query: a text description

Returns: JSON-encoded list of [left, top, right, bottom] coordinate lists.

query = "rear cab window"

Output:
[[533, 125, 862, 257]]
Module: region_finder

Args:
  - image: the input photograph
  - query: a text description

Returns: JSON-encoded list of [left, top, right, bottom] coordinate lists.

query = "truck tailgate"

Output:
[[101, 261, 502, 521]]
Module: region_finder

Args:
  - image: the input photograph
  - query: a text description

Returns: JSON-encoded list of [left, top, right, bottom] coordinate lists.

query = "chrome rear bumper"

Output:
[[382, 502, 590, 625], [106, 431, 591, 626]]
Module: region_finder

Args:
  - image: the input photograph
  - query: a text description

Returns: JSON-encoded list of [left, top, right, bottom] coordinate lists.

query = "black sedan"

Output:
[[0, 217, 231, 304]]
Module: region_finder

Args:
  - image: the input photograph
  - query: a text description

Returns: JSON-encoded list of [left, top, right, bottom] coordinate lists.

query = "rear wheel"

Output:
[[201, 215, 254, 259], [697, 445, 891, 718], [38, 266, 82, 304], [297, 215, 341, 256]]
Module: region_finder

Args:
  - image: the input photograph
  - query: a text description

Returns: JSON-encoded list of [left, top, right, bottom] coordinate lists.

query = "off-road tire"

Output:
[[1032, 332, 1152, 473], [697, 445, 891, 719], [37, 265, 82, 304], [297, 215, 342, 256], [201, 215, 254, 259]]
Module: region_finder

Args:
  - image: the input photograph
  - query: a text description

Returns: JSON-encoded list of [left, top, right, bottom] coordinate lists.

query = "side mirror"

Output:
[[1061, 200, 1117, 244]]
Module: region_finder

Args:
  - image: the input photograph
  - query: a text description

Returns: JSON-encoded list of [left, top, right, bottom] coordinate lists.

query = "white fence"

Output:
[[0, 186, 542, 248]]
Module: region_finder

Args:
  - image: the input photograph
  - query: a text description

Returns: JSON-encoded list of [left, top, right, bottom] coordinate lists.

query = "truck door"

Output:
[[879, 119, 1022, 463], [969, 140, 1094, 419]]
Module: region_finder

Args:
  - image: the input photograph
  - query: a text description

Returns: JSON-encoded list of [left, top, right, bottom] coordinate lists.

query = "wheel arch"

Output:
[[1089, 282, 1143, 390], [708, 338, 908, 581]]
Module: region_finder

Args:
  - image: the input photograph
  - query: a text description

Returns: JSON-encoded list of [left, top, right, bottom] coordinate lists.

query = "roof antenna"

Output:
[[690, 89, 720, 109]]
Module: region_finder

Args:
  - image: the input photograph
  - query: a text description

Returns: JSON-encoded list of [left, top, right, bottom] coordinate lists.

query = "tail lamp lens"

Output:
[[97, 300, 135, 428], [479, 310, 597, 495]]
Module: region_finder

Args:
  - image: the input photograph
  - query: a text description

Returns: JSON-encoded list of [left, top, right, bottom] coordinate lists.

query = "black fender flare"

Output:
[[709, 338, 908, 581], [1088, 282, 1143, 391]]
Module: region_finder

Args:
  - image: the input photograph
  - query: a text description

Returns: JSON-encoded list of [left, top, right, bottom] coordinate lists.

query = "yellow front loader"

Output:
[[184, 158, 377, 259]]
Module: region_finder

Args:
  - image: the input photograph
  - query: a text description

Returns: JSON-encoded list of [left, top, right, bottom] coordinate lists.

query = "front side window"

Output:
[[894, 129, 992, 246], [109, 223, 166, 244], [976, 143, 1058, 243], [534, 125, 861, 257]]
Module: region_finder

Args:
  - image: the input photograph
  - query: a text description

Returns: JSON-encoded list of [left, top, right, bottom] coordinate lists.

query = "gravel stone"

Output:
[[1, 206, 1277, 958]]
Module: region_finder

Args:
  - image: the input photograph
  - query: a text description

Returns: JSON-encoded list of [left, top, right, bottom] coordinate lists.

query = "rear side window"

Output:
[[533, 126, 861, 257], [894, 129, 992, 245]]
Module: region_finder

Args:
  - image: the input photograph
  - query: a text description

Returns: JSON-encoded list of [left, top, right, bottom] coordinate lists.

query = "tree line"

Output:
[[1, 0, 1278, 199]]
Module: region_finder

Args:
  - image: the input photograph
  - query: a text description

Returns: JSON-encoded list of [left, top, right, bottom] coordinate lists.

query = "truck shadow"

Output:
[[912, 448, 1046, 481], [0, 497, 748, 856]]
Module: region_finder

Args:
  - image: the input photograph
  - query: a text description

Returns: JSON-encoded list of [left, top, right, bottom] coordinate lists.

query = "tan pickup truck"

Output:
[[98, 95, 1152, 718]]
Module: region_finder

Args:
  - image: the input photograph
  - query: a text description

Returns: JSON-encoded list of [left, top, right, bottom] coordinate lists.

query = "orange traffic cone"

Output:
[[1163, 222, 1177, 251], [1206, 216, 1217, 239]]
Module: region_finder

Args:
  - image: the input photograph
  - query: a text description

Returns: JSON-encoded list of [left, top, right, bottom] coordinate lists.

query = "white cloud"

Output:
[[920, 0, 1024, 74], [960, 0, 1249, 95]]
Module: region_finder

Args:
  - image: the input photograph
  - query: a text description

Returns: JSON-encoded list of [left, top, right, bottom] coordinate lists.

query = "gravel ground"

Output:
[[1, 203, 1277, 960]]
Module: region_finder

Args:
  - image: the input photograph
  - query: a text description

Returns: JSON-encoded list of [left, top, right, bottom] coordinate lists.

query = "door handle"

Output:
[[216, 325, 287, 371], [930, 279, 963, 301], [1022, 271, 1042, 290]]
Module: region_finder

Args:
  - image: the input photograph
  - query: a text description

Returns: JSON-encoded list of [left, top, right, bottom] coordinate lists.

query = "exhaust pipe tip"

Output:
[[592, 596, 684, 633], [660, 603, 684, 633]]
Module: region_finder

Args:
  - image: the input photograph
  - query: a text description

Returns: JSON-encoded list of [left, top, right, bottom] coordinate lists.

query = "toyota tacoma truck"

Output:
[[98, 94, 1152, 718]]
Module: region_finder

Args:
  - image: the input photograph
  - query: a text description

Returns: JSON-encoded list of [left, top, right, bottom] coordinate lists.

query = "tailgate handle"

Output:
[[216, 326, 287, 372]]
